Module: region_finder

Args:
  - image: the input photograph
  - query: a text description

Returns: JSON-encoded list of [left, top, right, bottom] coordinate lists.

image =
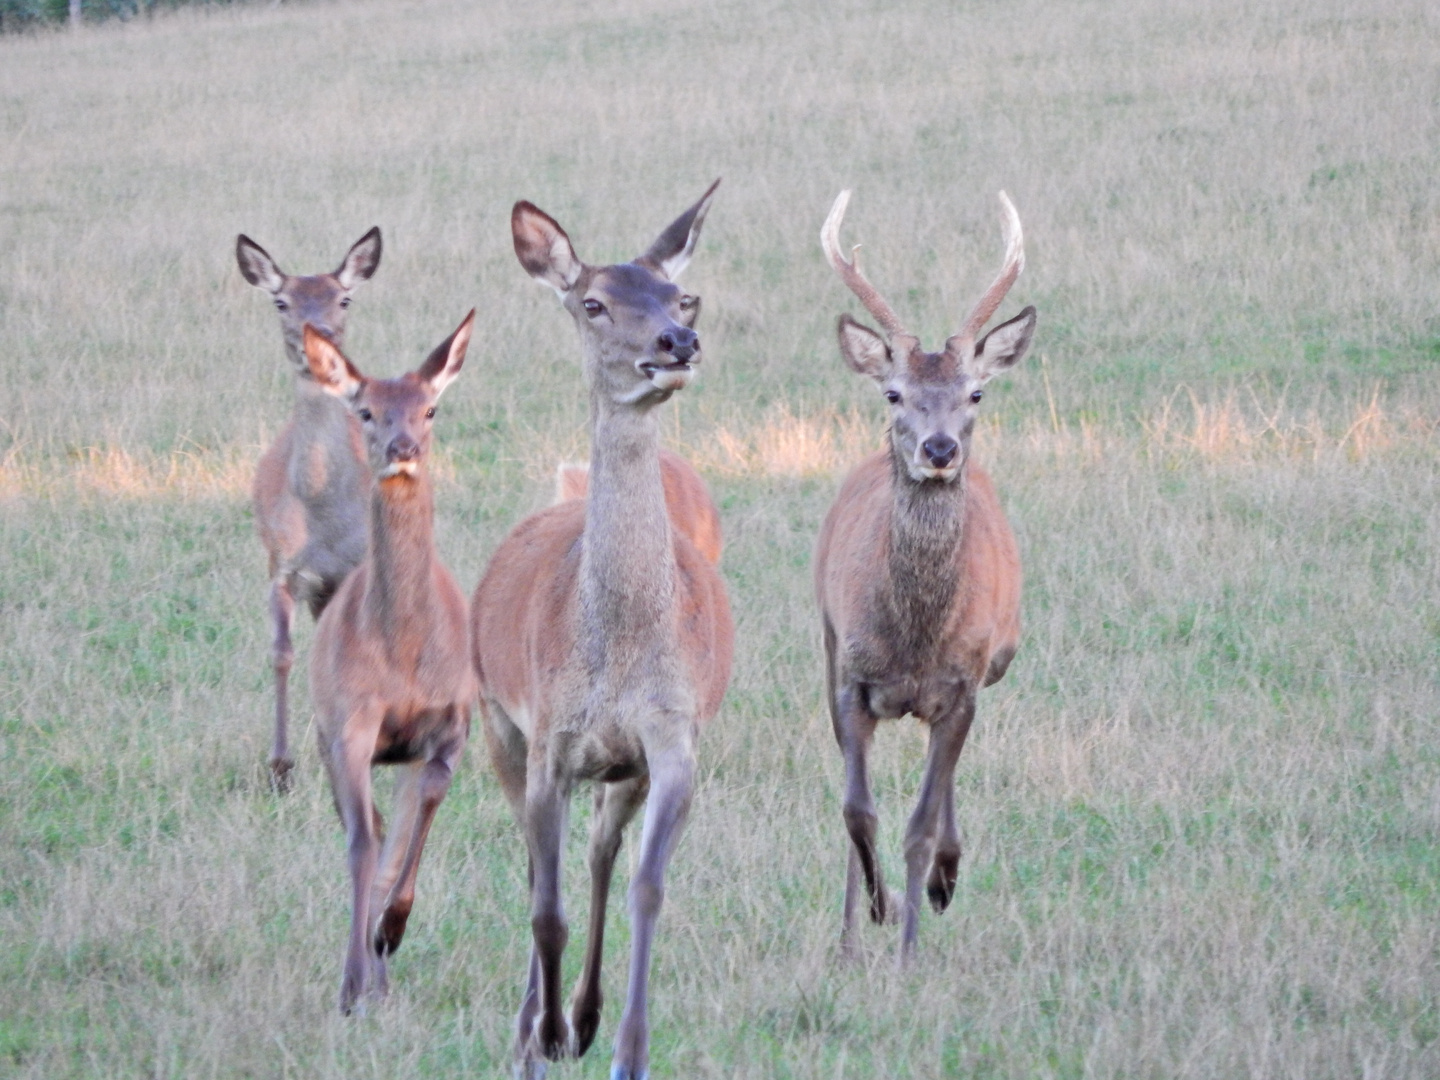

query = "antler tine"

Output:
[[956, 190, 1026, 346], [821, 190, 907, 337]]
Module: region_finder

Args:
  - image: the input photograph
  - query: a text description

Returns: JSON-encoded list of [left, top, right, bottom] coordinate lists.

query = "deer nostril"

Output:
[[657, 332, 675, 353], [388, 435, 419, 462], [923, 436, 958, 468], [669, 328, 698, 363]]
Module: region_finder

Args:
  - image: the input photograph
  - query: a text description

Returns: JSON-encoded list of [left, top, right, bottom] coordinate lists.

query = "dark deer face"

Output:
[[838, 311, 1035, 482], [302, 311, 473, 482], [237, 228, 382, 376], [511, 181, 718, 408]]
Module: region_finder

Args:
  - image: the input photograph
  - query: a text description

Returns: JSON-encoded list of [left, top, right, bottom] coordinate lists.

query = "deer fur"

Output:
[[553, 448, 723, 565], [815, 191, 1036, 960], [471, 183, 733, 1080], [237, 228, 382, 787], [303, 313, 476, 1015]]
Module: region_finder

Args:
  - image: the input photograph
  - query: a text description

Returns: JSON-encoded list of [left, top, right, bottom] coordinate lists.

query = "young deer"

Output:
[[553, 449, 723, 565], [237, 228, 382, 787], [471, 184, 733, 1080], [815, 191, 1036, 960], [302, 313, 476, 1015]]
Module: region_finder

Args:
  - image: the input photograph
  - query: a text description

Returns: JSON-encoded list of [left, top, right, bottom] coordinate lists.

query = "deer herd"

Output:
[[238, 180, 1034, 1078]]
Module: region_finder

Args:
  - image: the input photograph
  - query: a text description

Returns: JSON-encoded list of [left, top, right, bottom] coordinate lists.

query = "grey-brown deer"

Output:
[[815, 190, 1035, 961], [302, 312, 476, 1015], [471, 183, 733, 1080], [237, 228, 381, 787]]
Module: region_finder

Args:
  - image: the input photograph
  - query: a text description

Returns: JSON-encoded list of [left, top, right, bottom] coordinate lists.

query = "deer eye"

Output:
[[273, 299, 289, 312], [425, 407, 436, 419], [971, 389, 984, 404], [678, 294, 697, 311], [357, 408, 373, 422], [582, 298, 605, 318], [884, 390, 901, 405], [339, 297, 352, 309]]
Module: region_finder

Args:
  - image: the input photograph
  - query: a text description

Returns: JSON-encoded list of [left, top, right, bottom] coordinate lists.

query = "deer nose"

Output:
[[657, 327, 699, 364], [922, 435, 958, 469], [387, 434, 420, 462]]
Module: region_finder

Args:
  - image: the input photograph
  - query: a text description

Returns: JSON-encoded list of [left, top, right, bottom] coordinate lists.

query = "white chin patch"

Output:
[[913, 464, 960, 482], [649, 366, 694, 393], [379, 461, 418, 479]]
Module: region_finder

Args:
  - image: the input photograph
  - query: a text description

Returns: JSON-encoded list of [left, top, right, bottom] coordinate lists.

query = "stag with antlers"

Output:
[[815, 190, 1036, 960]]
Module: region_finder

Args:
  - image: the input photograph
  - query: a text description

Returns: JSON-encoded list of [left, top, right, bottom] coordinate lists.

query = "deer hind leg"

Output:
[[900, 692, 976, 961], [330, 726, 382, 1014], [519, 767, 575, 1069], [610, 739, 695, 1080], [571, 774, 649, 1056], [267, 576, 297, 789], [482, 698, 529, 821], [832, 684, 897, 948]]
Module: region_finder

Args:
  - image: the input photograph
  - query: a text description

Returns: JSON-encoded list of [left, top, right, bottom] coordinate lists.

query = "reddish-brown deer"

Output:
[[237, 228, 382, 787], [302, 313, 476, 1015], [471, 183, 733, 1079], [815, 190, 1035, 960]]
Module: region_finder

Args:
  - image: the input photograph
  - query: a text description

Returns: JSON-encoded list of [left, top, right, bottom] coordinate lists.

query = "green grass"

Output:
[[2, 0, 1439, 1076]]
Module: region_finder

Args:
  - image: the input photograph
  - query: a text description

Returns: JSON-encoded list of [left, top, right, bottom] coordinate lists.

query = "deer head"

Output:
[[822, 191, 1036, 482], [511, 180, 719, 408], [302, 311, 473, 481], [237, 228, 382, 376]]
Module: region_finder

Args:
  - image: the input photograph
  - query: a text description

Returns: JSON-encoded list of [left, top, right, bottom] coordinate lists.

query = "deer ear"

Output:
[[303, 325, 363, 400], [638, 178, 720, 281], [837, 314, 892, 381], [513, 202, 583, 296], [966, 305, 1036, 383], [335, 227, 382, 288], [236, 235, 284, 292], [417, 310, 474, 399]]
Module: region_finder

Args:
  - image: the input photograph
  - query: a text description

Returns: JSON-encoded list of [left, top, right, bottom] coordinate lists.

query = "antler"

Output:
[[821, 190, 907, 338], [954, 191, 1026, 347]]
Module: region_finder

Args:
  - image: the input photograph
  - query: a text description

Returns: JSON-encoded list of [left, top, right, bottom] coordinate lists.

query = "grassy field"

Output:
[[2, 0, 1438, 1076]]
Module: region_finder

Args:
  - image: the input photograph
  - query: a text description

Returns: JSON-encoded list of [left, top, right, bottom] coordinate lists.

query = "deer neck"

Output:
[[362, 471, 438, 664], [579, 396, 676, 660], [885, 444, 967, 653]]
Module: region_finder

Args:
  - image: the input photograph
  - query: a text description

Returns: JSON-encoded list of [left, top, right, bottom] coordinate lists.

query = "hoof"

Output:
[[928, 849, 960, 912], [268, 756, 295, 793], [375, 904, 412, 955], [871, 887, 903, 925], [610, 1067, 648, 1080]]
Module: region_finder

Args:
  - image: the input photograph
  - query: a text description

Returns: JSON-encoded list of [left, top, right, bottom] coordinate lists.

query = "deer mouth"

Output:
[[379, 460, 419, 479], [640, 359, 695, 391]]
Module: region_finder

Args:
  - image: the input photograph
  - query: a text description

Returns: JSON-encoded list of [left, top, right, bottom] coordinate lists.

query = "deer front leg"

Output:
[[571, 775, 649, 1056], [928, 780, 961, 914], [330, 729, 381, 1013], [610, 740, 694, 1080], [267, 576, 297, 790], [832, 683, 896, 950], [371, 726, 465, 957], [900, 691, 976, 961], [520, 772, 574, 1069]]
